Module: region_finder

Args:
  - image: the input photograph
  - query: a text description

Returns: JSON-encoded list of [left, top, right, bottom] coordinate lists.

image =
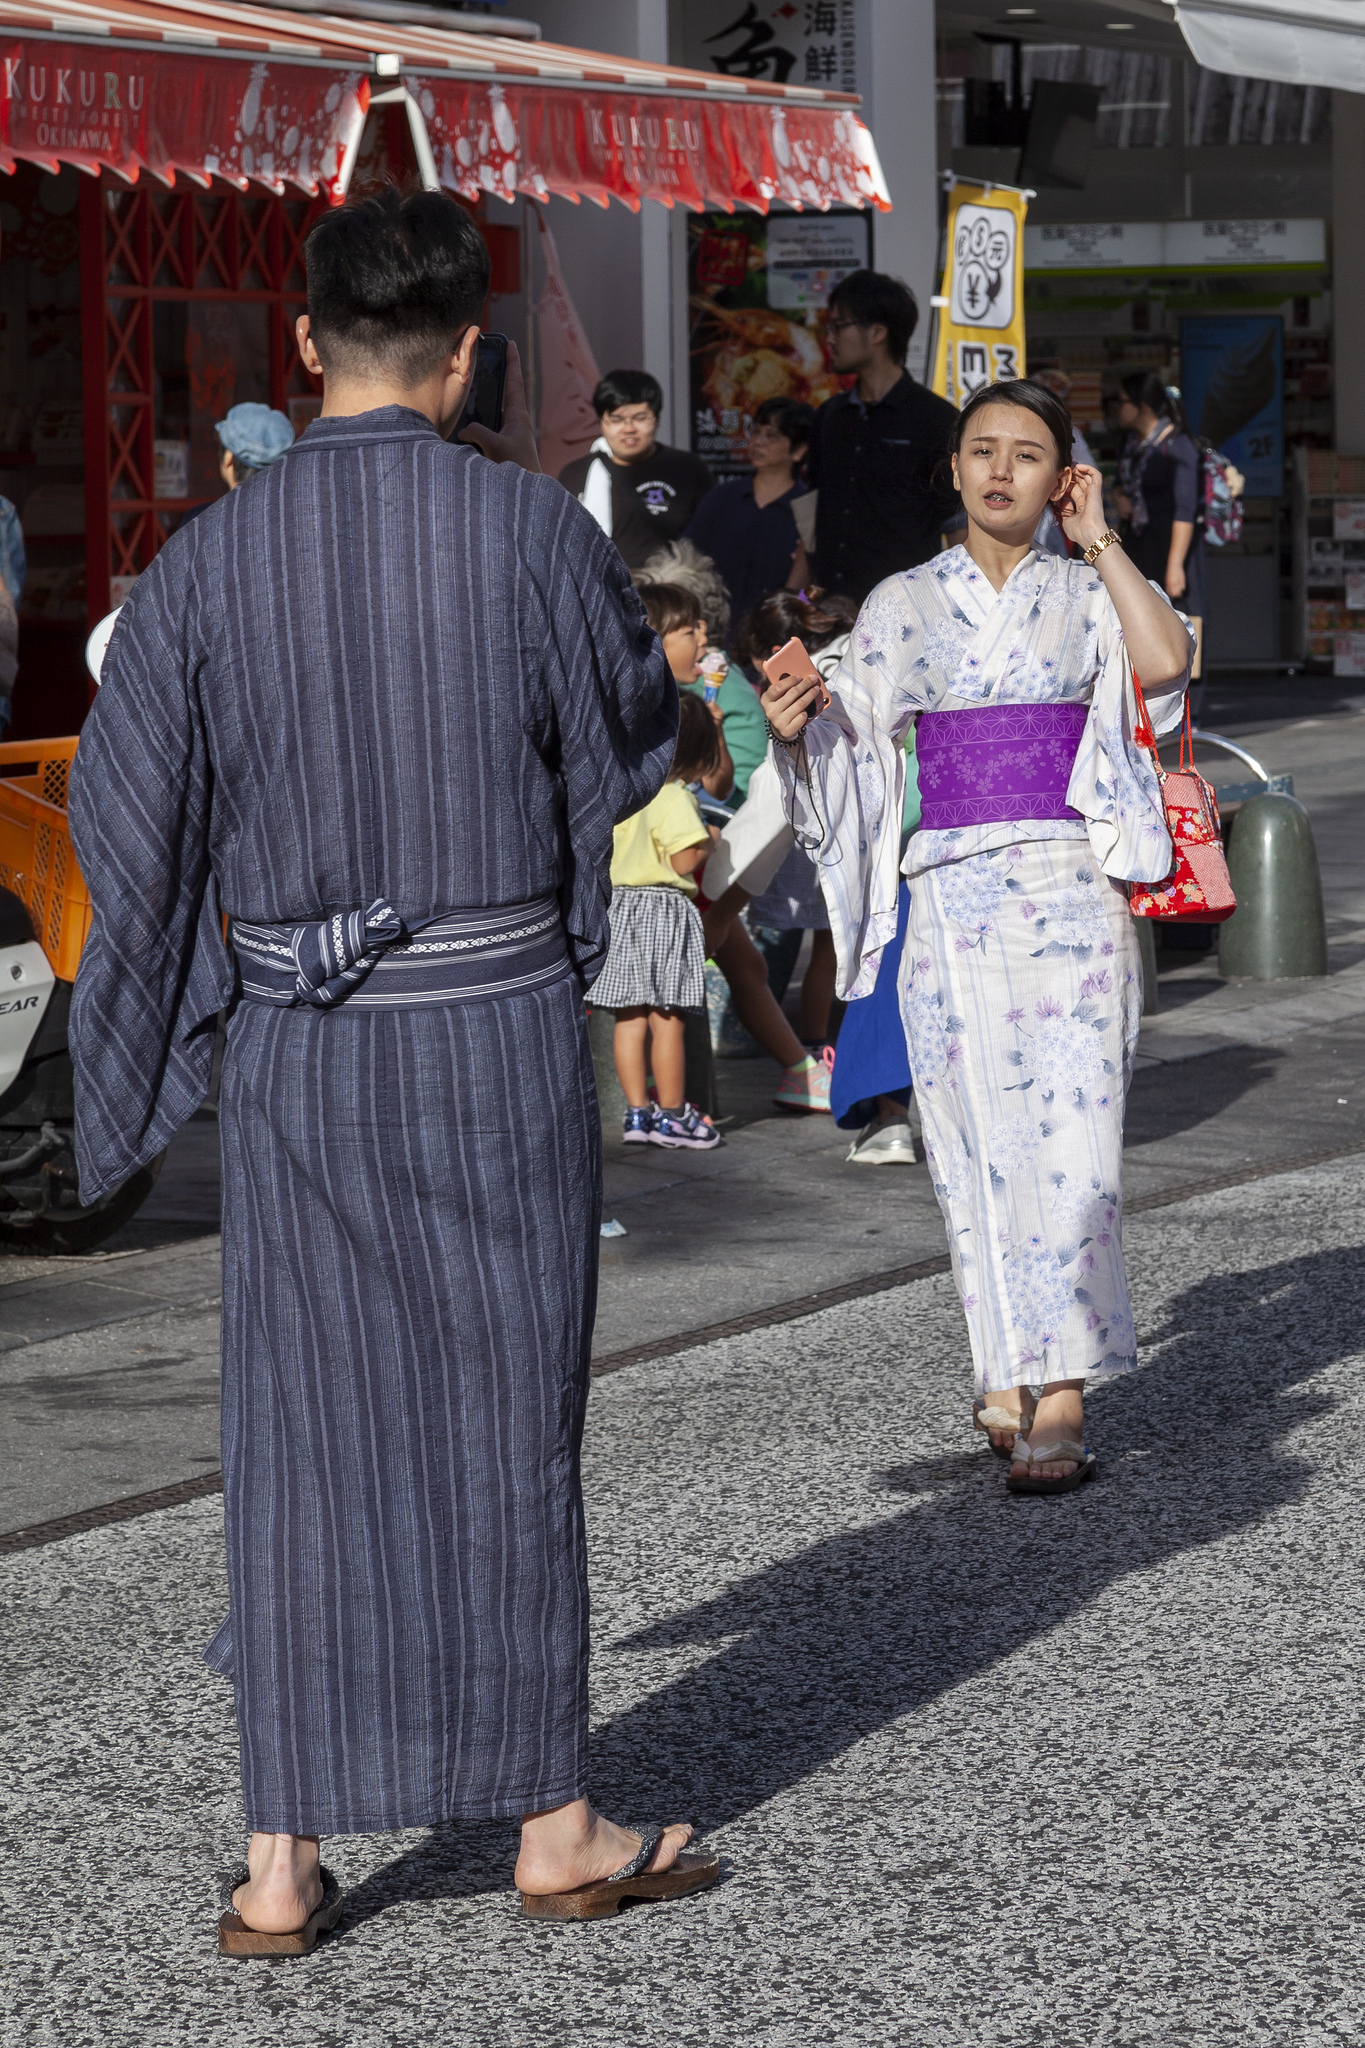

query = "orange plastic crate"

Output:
[[0, 736, 91, 982]]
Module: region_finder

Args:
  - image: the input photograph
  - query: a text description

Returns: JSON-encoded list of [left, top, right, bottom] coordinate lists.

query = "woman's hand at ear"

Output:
[[1055, 465, 1109, 554], [1058, 468, 1194, 685]]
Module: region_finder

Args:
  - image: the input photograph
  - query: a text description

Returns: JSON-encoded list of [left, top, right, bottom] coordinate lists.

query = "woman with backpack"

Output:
[[1114, 372, 1206, 683]]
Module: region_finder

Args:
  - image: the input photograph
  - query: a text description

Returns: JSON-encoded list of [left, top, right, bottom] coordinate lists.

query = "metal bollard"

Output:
[[586, 1004, 626, 1133], [684, 1009, 719, 1118], [1218, 792, 1328, 980], [1131, 912, 1159, 1015]]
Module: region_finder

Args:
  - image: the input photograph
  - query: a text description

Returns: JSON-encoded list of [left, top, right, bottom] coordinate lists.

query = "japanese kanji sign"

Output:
[[930, 180, 1030, 408], [685, 1, 858, 98]]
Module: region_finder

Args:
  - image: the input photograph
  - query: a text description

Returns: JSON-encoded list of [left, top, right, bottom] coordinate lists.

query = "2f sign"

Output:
[[949, 204, 1017, 330], [955, 342, 1020, 397]]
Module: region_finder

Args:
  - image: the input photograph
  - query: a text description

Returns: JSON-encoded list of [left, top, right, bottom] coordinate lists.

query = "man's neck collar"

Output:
[[855, 363, 908, 407]]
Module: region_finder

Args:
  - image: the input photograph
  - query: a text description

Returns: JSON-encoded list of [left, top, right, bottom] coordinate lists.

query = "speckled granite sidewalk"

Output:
[[6, 1156, 1363, 2047]]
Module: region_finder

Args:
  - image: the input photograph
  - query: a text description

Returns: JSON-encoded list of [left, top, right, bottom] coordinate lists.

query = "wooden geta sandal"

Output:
[[218, 1865, 344, 1957], [519, 1826, 720, 1921]]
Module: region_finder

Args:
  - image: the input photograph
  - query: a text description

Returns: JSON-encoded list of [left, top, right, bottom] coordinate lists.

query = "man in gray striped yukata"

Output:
[[69, 188, 718, 1945]]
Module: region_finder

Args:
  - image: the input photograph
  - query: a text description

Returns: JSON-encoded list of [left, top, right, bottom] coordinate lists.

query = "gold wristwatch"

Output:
[[1082, 528, 1122, 566]]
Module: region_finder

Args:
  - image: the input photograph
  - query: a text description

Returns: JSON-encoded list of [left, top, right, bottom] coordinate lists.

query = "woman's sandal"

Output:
[[519, 1826, 720, 1922], [218, 1866, 344, 1957], [973, 1400, 1035, 1460], [1005, 1436, 1098, 1497]]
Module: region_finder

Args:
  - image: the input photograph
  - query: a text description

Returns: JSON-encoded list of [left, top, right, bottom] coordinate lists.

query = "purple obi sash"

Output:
[[916, 702, 1088, 831]]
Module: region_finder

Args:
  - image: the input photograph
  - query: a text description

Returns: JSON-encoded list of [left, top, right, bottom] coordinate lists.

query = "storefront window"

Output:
[[1016, 47, 1173, 152], [939, 48, 1332, 156], [1187, 71, 1330, 150], [0, 164, 86, 729], [86, 177, 324, 626]]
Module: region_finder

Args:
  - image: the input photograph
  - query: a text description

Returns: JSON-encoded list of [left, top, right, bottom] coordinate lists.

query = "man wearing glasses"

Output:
[[559, 368, 714, 569], [810, 270, 960, 606]]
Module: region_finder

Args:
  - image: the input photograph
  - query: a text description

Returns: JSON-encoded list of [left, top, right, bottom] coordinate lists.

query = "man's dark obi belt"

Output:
[[231, 893, 570, 1009], [915, 702, 1088, 831]]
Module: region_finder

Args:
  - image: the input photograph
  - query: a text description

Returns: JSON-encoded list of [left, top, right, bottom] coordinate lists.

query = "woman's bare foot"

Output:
[[1011, 1379, 1085, 1480], [515, 1799, 693, 1897], [231, 1832, 322, 1933], [976, 1385, 1033, 1454]]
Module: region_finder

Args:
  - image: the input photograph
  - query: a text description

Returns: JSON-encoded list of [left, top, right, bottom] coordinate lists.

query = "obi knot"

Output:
[[291, 899, 406, 1008]]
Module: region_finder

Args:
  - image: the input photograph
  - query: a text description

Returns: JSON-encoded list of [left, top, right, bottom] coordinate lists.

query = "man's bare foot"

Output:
[[1011, 1379, 1085, 1480], [515, 1799, 693, 1897], [231, 1832, 322, 1932]]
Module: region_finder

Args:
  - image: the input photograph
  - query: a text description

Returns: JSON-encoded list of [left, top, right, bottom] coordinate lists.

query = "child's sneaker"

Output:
[[773, 1046, 834, 1113], [622, 1105, 656, 1145], [650, 1102, 722, 1150]]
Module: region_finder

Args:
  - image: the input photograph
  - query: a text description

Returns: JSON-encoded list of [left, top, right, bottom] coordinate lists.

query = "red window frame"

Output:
[[78, 174, 328, 633]]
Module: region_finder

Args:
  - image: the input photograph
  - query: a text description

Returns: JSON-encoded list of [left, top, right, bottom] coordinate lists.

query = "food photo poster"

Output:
[[687, 211, 870, 475]]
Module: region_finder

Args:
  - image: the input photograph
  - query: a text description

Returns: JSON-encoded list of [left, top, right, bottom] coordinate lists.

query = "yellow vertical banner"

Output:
[[930, 181, 1030, 407]]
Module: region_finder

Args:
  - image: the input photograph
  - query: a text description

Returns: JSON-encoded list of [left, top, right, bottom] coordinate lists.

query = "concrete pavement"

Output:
[[5, 1153, 1362, 2044]]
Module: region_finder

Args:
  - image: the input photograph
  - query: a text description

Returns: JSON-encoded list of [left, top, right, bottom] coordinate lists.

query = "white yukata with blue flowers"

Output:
[[776, 545, 1192, 1394]]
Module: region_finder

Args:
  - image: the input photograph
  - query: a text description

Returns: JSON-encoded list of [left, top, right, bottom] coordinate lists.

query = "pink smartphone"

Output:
[[760, 636, 830, 717]]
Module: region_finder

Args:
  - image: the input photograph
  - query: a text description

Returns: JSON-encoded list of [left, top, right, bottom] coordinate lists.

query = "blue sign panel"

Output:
[[1180, 315, 1284, 496]]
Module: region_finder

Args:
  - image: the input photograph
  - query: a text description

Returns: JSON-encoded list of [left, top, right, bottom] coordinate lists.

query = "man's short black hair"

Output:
[[827, 269, 918, 366], [305, 187, 490, 388], [594, 369, 663, 419]]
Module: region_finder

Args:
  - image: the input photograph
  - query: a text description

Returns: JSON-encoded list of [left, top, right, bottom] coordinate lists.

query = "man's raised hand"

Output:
[[459, 342, 542, 474]]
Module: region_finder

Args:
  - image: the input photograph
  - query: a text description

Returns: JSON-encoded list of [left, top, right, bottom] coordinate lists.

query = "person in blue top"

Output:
[[216, 402, 296, 489], [685, 397, 815, 647]]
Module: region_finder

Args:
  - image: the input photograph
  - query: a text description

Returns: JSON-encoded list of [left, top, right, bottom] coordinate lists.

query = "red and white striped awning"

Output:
[[0, 0, 890, 211]]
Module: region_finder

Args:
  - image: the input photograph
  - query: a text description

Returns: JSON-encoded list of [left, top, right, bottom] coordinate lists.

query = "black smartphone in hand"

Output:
[[457, 333, 508, 438]]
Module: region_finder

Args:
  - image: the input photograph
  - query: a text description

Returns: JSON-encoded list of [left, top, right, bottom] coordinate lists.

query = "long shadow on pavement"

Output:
[[1124, 1044, 1282, 1148], [336, 1244, 1354, 1928], [589, 1247, 1346, 1828]]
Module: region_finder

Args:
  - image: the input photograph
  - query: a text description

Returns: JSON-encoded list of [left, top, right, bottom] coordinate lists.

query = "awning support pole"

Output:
[[339, 60, 440, 199]]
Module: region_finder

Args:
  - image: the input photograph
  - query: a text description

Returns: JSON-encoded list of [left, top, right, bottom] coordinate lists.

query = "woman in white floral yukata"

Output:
[[761, 379, 1193, 1495]]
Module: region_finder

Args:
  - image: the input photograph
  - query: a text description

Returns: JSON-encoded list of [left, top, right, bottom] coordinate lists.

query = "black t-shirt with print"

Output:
[[559, 442, 714, 569]]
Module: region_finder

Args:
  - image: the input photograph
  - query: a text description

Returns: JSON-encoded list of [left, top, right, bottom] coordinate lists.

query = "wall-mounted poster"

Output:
[[1180, 315, 1284, 498], [688, 209, 870, 476]]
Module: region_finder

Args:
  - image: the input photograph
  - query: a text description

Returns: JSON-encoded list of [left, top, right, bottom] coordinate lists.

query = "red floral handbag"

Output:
[[1126, 673, 1237, 923]]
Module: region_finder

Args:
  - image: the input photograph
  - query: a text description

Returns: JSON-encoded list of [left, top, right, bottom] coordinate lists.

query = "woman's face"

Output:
[[1117, 397, 1140, 432], [951, 403, 1070, 542], [747, 419, 799, 472], [662, 617, 706, 682]]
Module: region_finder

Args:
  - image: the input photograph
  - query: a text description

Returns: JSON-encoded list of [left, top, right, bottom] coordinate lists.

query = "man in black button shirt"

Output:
[[808, 271, 960, 607], [558, 369, 713, 570]]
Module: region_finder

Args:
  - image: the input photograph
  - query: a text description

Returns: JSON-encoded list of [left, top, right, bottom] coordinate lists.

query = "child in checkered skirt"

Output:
[[589, 662, 723, 1152]]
